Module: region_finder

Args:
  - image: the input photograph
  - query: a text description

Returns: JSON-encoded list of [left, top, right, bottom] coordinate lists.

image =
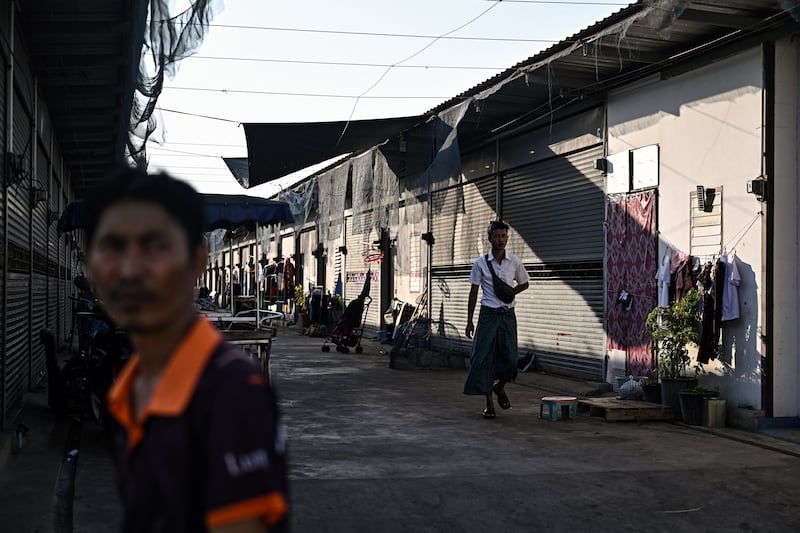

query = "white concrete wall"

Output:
[[773, 37, 800, 418], [608, 48, 765, 410]]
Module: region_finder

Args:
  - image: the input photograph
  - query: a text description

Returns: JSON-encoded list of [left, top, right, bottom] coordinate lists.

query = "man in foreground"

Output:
[[464, 220, 530, 419], [86, 167, 288, 532]]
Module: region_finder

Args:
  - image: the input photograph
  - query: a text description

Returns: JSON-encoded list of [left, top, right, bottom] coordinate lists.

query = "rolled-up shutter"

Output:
[[502, 146, 606, 379]]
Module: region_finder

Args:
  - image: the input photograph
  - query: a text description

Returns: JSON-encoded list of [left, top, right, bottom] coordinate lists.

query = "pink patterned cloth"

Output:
[[606, 191, 657, 377]]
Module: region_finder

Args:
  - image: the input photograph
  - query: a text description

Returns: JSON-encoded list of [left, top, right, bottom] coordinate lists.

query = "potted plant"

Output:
[[294, 285, 310, 329], [678, 386, 720, 425], [645, 288, 702, 420]]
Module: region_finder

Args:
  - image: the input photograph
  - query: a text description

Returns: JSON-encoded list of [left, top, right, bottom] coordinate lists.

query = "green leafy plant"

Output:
[[329, 294, 343, 310], [685, 385, 719, 396], [645, 288, 702, 380], [294, 285, 309, 314]]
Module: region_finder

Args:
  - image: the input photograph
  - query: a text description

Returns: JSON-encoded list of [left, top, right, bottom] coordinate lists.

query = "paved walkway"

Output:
[[2, 330, 800, 532]]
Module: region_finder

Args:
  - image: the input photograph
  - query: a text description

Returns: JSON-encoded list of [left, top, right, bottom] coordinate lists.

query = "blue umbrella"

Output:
[[58, 194, 294, 233]]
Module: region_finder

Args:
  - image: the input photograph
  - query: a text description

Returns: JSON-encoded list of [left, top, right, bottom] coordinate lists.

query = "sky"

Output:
[[147, 0, 630, 197]]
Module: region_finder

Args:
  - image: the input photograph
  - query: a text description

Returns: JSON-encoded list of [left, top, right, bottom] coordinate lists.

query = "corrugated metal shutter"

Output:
[[30, 144, 49, 381], [344, 216, 381, 332], [430, 174, 497, 349], [0, 53, 5, 419], [504, 147, 606, 262], [5, 273, 29, 414], [48, 174, 60, 336], [31, 272, 46, 382], [8, 95, 31, 246], [5, 95, 33, 414], [60, 231, 69, 346], [503, 146, 606, 379]]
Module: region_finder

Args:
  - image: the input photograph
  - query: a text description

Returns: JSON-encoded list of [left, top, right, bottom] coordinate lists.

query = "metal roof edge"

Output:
[[424, 1, 647, 117]]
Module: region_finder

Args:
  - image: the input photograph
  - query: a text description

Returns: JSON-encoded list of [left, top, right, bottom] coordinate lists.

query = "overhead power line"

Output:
[[339, 0, 502, 141], [172, 23, 565, 43], [146, 139, 246, 148], [166, 86, 455, 99], [188, 55, 505, 70], [157, 107, 241, 123]]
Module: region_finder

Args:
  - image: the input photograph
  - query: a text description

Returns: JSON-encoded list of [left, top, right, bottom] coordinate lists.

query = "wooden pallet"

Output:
[[577, 397, 673, 422]]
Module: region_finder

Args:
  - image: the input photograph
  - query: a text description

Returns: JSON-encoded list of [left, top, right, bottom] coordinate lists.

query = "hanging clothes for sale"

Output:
[[721, 251, 741, 321], [276, 259, 285, 301], [282, 258, 294, 301]]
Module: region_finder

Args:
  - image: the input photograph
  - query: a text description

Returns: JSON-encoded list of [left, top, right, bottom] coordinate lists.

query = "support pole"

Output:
[[256, 223, 260, 329], [229, 237, 234, 316]]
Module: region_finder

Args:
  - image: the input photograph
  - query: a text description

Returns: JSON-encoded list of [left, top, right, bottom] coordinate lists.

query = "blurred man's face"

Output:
[[87, 201, 204, 334], [489, 228, 508, 252]]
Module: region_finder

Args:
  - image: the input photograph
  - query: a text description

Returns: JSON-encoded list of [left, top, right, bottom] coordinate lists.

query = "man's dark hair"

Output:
[[487, 220, 509, 240], [84, 166, 206, 252]]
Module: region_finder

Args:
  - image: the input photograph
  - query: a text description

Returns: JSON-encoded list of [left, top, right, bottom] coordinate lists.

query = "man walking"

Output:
[[464, 220, 530, 419], [85, 168, 288, 532]]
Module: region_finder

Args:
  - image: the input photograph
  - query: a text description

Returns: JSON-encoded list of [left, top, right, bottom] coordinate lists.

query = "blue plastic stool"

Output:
[[540, 396, 578, 421]]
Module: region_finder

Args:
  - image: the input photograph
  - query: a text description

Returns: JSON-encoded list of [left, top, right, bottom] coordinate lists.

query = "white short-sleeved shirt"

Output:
[[470, 251, 529, 308]]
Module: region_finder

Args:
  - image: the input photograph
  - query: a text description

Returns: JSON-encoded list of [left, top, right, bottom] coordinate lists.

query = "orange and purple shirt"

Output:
[[107, 317, 288, 532]]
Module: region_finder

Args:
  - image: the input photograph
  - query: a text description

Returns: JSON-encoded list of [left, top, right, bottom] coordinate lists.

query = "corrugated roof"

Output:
[[425, 0, 794, 149]]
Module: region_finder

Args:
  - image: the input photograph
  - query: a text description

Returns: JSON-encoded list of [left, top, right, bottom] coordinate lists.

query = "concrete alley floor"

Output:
[[276, 335, 800, 533], [2, 330, 800, 532]]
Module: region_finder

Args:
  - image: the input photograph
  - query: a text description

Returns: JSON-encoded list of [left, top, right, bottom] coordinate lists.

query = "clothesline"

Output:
[[722, 211, 762, 254]]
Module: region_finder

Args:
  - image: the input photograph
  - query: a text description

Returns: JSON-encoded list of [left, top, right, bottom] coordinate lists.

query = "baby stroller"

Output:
[[322, 271, 373, 353]]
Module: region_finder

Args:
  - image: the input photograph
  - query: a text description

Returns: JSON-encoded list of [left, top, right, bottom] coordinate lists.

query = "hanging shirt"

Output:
[[656, 253, 671, 308], [721, 252, 741, 321]]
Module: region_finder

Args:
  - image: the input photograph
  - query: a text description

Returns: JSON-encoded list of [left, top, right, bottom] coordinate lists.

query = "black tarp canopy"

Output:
[[223, 157, 250, 188], [242, 116, 422, 187], [58, 194, 294, 233]]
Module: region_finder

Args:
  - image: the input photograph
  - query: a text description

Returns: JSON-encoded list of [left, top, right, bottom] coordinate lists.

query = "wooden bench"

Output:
[[540, 396, 578, 421]]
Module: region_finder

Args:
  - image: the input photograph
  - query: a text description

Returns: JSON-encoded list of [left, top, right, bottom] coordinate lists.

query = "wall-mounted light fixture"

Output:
[[747, 177, 767, 202], [312, 243, 326, 258], [421, 232, 435, 246], [30, 185, 47, 209], [337, 245, 348, 255], [594, 158, 608, 173]]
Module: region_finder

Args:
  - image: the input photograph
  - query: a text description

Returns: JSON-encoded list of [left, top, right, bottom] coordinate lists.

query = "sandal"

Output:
[[493, 384, 511, 410], [482, 408, 496, 419]]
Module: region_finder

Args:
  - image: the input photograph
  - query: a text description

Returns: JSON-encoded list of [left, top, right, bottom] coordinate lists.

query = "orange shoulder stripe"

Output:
[[205, 492, 288, 529]]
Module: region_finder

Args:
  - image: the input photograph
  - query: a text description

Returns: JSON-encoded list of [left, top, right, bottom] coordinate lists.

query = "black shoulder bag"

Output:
[[485, 255, 516, 304]]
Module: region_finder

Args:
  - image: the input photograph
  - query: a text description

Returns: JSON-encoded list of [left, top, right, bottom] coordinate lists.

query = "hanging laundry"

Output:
[[721, 252, 741, 321], [697, 261, 717, 364], [713, 257, 726, 346], [669, 249, 691, 302], [656, 252, 671, 308]]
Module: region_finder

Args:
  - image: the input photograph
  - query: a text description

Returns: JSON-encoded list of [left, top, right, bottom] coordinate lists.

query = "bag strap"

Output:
[[485, 255, 501, 280]]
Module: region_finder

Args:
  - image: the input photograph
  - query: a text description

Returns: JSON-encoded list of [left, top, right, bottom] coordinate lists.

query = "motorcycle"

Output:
[[48, 276, 131, 427]]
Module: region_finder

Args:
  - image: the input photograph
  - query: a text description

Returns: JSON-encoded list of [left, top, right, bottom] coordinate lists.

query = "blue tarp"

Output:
[[58, 194, 294, 233]]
